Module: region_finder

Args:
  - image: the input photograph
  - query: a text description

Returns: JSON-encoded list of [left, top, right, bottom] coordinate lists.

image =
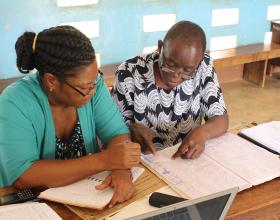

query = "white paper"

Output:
[[141, 143, 250, 199], [39, 167, 144, 210], [240, 121, 280, 153], [205, 133, 280, 185], [106, 186, 178, 220], [0, 202, 61, 220]]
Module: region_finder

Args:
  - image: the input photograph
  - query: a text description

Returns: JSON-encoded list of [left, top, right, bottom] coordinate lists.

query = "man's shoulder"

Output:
[[202, 53, 212, 65], [117, 52, 155, 73]]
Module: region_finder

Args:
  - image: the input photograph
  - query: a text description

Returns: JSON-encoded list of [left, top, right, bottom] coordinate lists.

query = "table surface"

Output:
[[1, 123, 280, 220]]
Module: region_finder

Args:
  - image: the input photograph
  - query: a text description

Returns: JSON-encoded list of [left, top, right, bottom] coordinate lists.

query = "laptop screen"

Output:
[[143, 194, 230, 220]]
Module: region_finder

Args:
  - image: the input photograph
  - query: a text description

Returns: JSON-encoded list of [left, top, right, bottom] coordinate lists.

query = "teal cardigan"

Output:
[[0, 73, 129, 187]]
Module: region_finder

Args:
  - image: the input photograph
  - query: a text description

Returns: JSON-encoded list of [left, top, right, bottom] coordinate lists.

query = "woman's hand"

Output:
[[102, 141, 141, 170], [129, 123, 156, 154], [172, 127, 206, 159], [95, 169, 135, 208]]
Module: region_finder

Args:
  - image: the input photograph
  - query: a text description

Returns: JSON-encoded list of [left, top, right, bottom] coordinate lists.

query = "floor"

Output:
[[221, 73, 280, 131]]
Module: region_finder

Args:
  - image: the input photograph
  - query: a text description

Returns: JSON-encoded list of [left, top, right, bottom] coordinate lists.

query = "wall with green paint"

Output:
[[0, 0, 279, 79]]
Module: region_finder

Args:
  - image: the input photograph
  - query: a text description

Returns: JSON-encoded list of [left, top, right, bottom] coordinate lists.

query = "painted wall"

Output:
[[0, 0, 279, 79]]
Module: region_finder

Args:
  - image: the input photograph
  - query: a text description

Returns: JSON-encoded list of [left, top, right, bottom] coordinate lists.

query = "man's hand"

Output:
[[172, 127, 206, 159], [129, 123, 156, 154], [95, 169, 135, 208], [102, 141, 141, 170]]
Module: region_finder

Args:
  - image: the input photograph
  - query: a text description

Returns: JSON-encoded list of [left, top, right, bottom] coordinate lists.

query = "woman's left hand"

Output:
[[95, 169, 135, 208], [172, 127, 206, 159]]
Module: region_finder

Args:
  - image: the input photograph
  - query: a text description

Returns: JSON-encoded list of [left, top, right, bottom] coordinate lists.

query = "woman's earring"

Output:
[[50, 87, 54, 92]]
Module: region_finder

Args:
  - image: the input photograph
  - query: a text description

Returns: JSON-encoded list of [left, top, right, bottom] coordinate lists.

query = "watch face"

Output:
[[0, 194, 17, 205]]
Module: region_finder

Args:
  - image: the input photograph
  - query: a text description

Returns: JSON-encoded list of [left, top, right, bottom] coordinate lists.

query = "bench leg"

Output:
[[243, 60, 268, 87]]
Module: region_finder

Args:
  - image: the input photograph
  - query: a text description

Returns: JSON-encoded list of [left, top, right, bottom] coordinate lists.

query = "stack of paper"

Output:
[[0, 202, 61, 220], [39, 167, 144, 210], [141, 133, 280, 199]]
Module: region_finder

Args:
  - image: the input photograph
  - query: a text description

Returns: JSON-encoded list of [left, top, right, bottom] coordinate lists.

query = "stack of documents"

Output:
[[142, 133, 280, 199]]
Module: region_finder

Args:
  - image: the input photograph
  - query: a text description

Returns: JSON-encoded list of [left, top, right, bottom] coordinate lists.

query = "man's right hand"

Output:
[[129, 123, 156, 154], [103, 141, 141, 170]]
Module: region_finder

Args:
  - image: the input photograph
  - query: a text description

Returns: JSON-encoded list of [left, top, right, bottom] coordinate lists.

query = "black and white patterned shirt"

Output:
[[112, 51, 226, 150], [55, 121, 86, 160]]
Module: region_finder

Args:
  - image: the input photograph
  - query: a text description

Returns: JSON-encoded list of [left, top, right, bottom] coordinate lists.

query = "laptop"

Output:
[[124, 187, 238, 220]]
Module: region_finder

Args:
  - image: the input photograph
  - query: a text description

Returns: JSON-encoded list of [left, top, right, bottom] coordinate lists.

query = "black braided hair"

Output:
[[15, 25, 96, 77], [164, 21, 206, 53]]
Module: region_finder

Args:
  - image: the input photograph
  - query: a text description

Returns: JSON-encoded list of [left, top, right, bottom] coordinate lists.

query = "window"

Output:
[[60, 20, 99, 38], [211, 8, 239, 26], [143, 14, 176, 32], [210, 35, 237, 51]]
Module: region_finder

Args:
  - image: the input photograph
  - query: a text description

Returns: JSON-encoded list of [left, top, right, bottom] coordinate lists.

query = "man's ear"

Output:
[[42, 73, 59, 92], [158, 40, 163, 53]]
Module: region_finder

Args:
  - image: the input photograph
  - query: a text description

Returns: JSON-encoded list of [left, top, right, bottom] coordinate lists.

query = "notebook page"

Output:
[[240, 121, 280, 153], [0, 202, 61, 220], [205, 133, 280, 185], [39, 167, 144, 210], [141, 146, 250, 199]]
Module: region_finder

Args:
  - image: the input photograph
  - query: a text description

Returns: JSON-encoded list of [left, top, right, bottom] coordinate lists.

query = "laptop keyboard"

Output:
[[144, 207, 191, 220]]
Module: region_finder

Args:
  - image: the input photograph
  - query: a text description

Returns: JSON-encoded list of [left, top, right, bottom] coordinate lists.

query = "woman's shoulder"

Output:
[[0, 72, 46, 108]]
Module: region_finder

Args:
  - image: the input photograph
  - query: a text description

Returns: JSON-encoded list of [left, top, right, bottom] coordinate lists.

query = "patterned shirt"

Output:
[[112, 51, 226, 150], [55, 121, 86, 160]]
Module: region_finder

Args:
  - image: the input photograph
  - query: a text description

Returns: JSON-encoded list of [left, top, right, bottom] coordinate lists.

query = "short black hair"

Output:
[[15, 25, 96, 77], [164, 20, 206, 53]]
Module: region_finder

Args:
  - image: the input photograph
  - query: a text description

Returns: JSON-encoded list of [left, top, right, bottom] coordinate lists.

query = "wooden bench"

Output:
[[210, 42, 280, 87], [101, 42, 280, 88], [1, 42, 280, 93]]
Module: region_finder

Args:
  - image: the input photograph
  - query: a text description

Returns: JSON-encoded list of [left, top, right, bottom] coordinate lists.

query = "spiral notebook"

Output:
[[38, 167, 144, 210]]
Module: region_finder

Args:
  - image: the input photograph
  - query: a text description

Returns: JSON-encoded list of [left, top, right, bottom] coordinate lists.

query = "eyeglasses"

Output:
[[61, 70, 103, 97], [159, 50, 199, 80]]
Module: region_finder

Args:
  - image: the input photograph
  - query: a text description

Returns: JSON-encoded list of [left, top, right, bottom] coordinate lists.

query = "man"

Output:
[[112, 20, 228, 159]]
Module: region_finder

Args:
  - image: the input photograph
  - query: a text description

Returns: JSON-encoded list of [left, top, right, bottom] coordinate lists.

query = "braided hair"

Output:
[[15, 25, 96, 77]]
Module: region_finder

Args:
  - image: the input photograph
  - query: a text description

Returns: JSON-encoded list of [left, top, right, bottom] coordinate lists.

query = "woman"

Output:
[[0, 25, 140, 207], [112, 21, 228, 159]]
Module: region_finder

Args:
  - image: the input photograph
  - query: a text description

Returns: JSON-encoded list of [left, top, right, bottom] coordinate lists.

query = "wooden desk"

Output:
[[1, 176, 280, 219], [1, 123, 280, 219]]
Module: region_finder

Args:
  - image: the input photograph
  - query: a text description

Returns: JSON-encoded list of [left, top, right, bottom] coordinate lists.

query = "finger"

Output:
[[180, 153, 188, 159], [191, 149, 201, 159], [142, 136, 156, 155], [124, 186, 136, 201], [95, 176, 111, 190], [187, 145, 198, 159], [172, 143, 189, 159], [109, 189, 122, 208], [172, 148, 181, 159], [192, 146, 204, 159]]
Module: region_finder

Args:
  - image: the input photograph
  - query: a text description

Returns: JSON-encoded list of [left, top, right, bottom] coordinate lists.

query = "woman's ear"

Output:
[[157, 40, 163, 53], [43, 73, 59, 92]]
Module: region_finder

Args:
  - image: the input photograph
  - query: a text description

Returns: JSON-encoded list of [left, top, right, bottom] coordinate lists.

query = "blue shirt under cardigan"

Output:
[[0, 72, 129, 187]]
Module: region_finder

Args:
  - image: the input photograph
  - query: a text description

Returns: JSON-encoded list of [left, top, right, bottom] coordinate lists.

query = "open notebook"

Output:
[[39, 167, 144, 210], [239, 121, 280, 154], [141, 133, 280, 199]]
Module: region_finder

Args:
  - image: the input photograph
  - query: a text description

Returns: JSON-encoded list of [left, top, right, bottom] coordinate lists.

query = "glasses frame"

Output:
[[60, 70, 103, 97], [159, 49, 199, 80]]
